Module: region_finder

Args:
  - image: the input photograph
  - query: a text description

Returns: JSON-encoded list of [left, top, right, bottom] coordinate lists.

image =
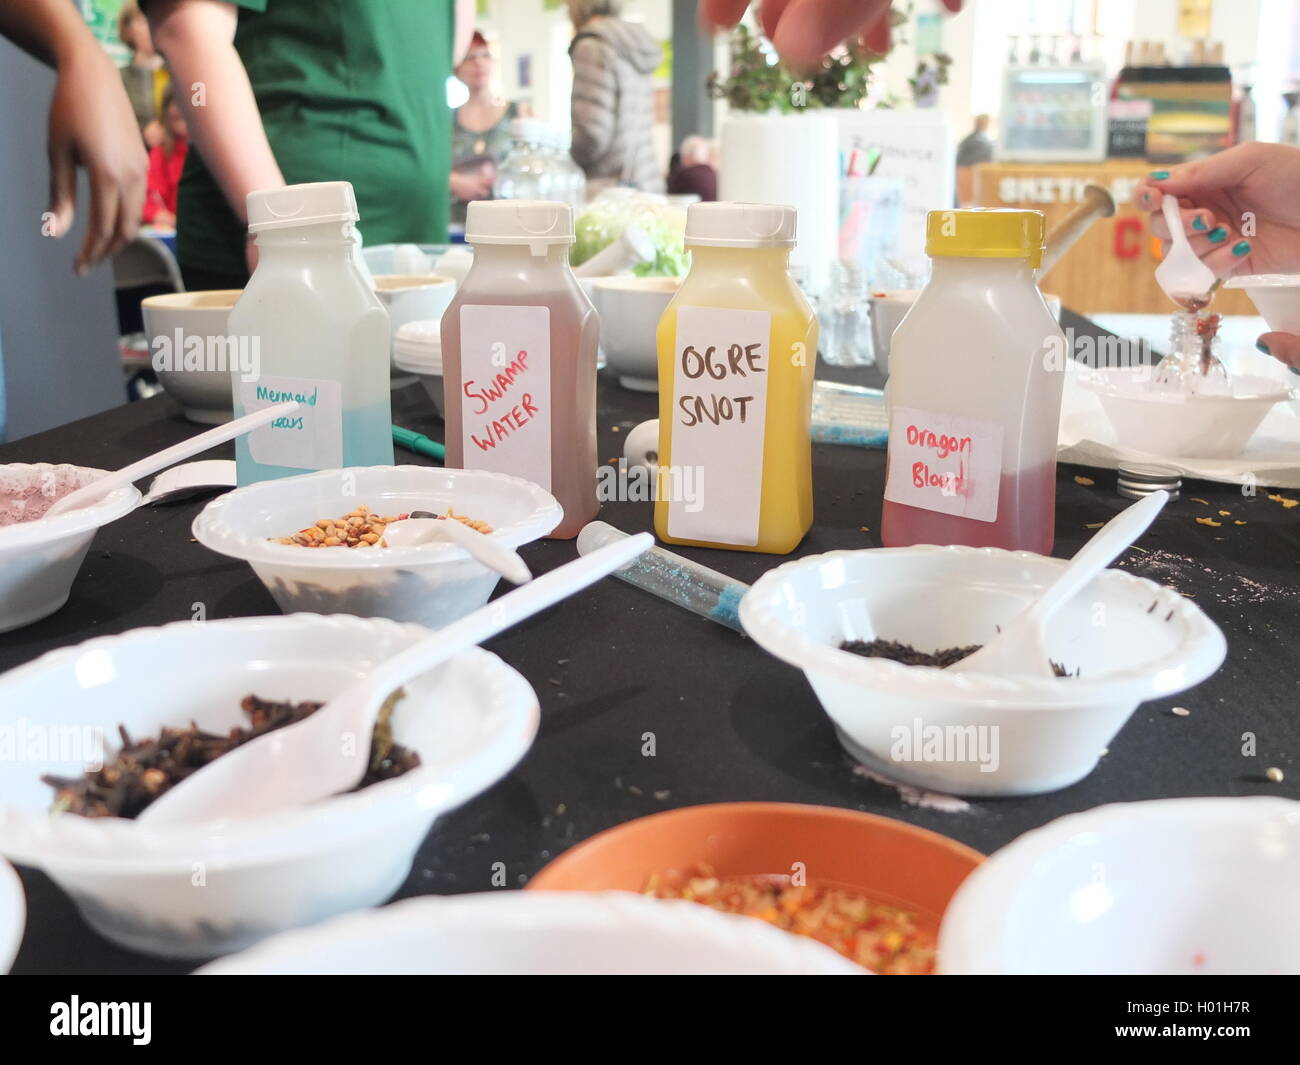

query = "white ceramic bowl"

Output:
[[393, 319, 445, 418], [0, 859, 24, 973], [939, 798, 1300, 974], [0, 464, 140, 633], [739, 546, 1226, 796], [1080, 367, 1295, 459], [192, 465, 561, 628], [197, 891, 862, 974], [591, 276, 680, 391], [373, 274, 455, 379], [1224, 273, 1300, 333], [870, 289, 1060, 377], [0, 614, 539, 958], [141, 290, 241, 424]]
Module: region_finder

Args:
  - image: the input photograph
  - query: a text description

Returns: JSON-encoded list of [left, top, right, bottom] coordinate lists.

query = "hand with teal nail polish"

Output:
[[1256, 333, 1300, 372], [1130, 143, 1300, 278]]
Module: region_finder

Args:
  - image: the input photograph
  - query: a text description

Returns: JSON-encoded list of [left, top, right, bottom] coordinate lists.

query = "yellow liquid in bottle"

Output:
[[654, 245, 817, 554]]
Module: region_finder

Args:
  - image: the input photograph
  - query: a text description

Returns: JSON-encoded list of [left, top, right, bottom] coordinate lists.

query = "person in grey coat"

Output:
[[567, 1, 664, 194]]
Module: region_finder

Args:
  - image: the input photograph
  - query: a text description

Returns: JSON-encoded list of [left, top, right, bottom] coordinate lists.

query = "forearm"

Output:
[[0, 0, 102, 67], [149, 0, 282, 225]]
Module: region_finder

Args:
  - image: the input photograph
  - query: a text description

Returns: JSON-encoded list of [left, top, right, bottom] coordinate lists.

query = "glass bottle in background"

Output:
[[441, 200, 599, 539], [554, 127, 588, 208], [654, 202, 818, 554], [229, 181, 392, 485], [495, 118, 551, 201], [818, 260, 875, 367], [881, 209, 1064, 554]]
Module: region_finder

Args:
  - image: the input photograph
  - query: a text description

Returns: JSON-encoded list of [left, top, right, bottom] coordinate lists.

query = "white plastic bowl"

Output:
[[1224, 273, 1300, 333], [1081, 367, 1295, 460], [196, 891, 863, 974], [393, 319, 445, 418], [739, 547, 1226, 796], [192, 465, 561, 628], [591, 275, 680, 391], [141, 290, 241, 424], [0, 614, 539, 958], [939, 798, 1300, 974], [0, 464, 141, 633], [0, 859, 23, 973]]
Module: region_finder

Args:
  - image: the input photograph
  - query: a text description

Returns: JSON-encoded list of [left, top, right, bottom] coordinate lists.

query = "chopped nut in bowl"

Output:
[[192, 465, 560, 628]]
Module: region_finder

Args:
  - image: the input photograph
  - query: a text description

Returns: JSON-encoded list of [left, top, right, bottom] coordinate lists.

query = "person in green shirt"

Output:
[[148, 0, 473, 290]]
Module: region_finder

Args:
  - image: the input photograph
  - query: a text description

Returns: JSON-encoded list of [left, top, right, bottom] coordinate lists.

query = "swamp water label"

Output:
[[883, 406, 1003, 522], [237, 376, 341, 470], [667, 306, 771, 546], [459, 304, 552, 491]]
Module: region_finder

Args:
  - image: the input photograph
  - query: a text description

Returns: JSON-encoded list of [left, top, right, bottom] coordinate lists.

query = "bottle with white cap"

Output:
[[228, 181, 393, 485], [441, 199, 598, 538], [653, 201, 817, 553]]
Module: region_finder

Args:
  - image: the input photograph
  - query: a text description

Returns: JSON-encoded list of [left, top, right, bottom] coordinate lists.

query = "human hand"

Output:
[[698, 0, 963, 69], [1132, 142, 1300, 280], [142, 119, 165, 149], [47, 38, 148, 274], [451, 169, 494, 202]]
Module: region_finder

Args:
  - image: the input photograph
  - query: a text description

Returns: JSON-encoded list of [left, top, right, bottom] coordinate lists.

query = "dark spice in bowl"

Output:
[[43, 692, 419, 819], [841, 638, 1072, 677]]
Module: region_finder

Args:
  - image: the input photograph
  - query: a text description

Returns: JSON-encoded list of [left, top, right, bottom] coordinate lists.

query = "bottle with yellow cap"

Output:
[[653, 202, 818, 553], [880, 208, 1066, 554]]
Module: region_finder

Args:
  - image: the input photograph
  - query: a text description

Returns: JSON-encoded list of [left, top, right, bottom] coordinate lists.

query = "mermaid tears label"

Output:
[[668, 305, 771, 545], [884, 407, 1003, 522], [238, 376, 341, 470]]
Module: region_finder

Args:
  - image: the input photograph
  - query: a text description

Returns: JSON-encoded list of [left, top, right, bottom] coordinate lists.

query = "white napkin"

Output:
[[1057, 359, 1300, 489]]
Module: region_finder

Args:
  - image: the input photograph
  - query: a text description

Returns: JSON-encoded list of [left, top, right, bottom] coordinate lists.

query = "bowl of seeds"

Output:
[[192, 465, 561, 628], [739, 546, 1226, 796]]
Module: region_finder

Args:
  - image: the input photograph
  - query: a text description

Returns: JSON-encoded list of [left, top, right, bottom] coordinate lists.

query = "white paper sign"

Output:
[[667, 306, 771, 546], [883, 406, 1003, 523], [458, 304, 552, 491], [238, 376, 342, 471]]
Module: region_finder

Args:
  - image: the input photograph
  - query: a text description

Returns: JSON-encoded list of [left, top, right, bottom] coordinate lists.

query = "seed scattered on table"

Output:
[[1190, 497, 1210, 506], [1084, 521, 1103, 529], [1195, 517, 1222, 528], [1267, 493, 1299, 509], [1171, 706, 1190, 717], [1073, 475, 1095, 486], [1218, 510, 1231, 517], [1265, 767, 1284, 784], [1234, 520, 1247, 526]]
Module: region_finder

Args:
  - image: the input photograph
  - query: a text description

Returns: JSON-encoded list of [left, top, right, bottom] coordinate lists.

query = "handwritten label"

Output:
[[458, 304, 552, 491], [238, 376, 341, 470], [883, 406, 1003, 522], [667, 306, 771, 545]]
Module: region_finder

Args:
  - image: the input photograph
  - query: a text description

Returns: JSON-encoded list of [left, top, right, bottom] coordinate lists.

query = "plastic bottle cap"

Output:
[[509, 117, 544, 143], [247, 181, 359, 233], [684, 202, 797, 249], [465, 200, 575, 246], [925, 208, 1045, 267]]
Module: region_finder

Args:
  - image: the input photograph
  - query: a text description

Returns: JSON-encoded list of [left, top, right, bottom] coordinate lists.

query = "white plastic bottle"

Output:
[[228, 182, 393, 485], [881, 208, 1065, 554]]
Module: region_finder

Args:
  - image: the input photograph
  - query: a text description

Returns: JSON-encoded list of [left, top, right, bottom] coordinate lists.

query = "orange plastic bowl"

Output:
[[528, 802, 983, 940]]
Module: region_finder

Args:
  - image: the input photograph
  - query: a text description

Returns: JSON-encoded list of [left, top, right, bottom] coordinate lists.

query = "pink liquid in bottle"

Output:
[[441, 202, 599, 540]]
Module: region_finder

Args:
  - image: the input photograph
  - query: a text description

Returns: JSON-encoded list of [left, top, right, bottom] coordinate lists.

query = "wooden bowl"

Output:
[[528, 802, 983, 938]]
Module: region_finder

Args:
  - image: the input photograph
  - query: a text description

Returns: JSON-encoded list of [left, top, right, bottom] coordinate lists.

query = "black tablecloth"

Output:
[[2, 314, 1296, 974]]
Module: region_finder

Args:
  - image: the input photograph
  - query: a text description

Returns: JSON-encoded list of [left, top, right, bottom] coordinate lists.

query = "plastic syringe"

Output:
[[575, 521, 749, 633]]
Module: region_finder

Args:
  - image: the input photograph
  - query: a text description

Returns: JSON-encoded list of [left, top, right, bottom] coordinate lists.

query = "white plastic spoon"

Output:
[[138, 532, 653, 825], [1154, 194, 1216, 308], [44, 403, 298, 518], [948, 490, 1169, 678], [384, 511, 531, 585]]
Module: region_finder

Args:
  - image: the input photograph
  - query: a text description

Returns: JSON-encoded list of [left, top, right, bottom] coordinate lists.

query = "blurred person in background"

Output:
[[0, 0, 147, 274], [142, 87, 188, 228], [666, 135, 717, 201], [147, 0, 474, 291], [568, 0, 663, 194], [450, 30, 522, 226], [955, 114, 993, 206], [118, 1, 169, 149]]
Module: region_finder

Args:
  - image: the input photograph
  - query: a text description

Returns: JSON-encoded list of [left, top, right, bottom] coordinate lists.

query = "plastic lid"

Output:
[[394, 319, 442, 373], [685, 202, 797, 249], [465, 200, 574, 246], [247, 181, 359, 233], [925, 208, 1045, 268]]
